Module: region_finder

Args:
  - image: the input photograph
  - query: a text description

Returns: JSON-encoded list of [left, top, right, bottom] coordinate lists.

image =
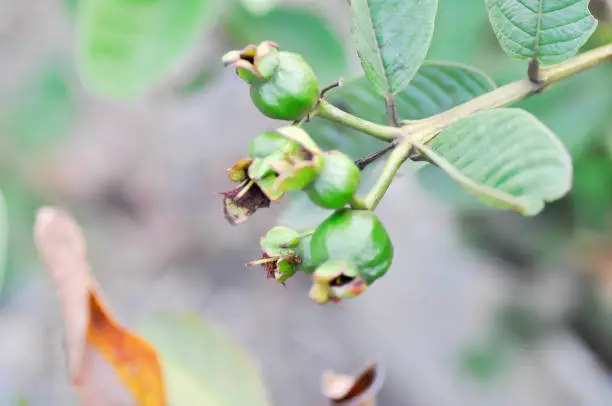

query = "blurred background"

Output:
[[0, 0, 611, 405]]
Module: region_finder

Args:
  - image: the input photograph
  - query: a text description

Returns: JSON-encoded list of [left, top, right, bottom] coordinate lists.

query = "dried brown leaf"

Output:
[[321, 363, 384, 406], [34, 207, 166, 406]]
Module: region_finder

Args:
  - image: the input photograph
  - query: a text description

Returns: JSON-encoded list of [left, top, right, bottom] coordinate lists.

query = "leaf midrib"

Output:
[[533, 0, 543, 57], [362, 0, 391, 92]]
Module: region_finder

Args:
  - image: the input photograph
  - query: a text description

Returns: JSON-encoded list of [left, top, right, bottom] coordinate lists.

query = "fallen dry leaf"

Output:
[[321, 363, 384, 406], [34, 207, 166, 406]]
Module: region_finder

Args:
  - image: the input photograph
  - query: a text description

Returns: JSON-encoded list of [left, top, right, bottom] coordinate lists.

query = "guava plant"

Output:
[[74, 0, 611, 305], [217, 0, 611, 304], [17, 0, 612, 404]]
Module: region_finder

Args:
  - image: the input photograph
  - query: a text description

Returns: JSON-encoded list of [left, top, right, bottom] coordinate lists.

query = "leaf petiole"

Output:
[[364, 141, 411, 210], [315, 100, 401, 142]]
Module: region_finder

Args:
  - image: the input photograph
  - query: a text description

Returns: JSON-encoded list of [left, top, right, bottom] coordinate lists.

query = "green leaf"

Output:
[[77, 0, 219, 98], [224, 5, 348, 84], [414, 108, 572, 215], [485, 0, 598, 64], [305, 62, 496, 158], [517, 64, 612, 155], [420, 65, 612, 209], [139, 313, 270, 406], [417, 166, 486, 210], [350, 0, 438, 96]]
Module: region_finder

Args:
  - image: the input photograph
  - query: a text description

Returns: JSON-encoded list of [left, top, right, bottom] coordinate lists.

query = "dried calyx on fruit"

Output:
[[221, 126, 323, 225], [222, 41, 320, 121], [221, 158, 272, 225], [309, 260, 366, 304], [247, 226, 302, 284], [259, 126, 324, 194]]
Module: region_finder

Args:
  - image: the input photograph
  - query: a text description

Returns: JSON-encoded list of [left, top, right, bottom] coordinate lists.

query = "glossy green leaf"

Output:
[[350, 0, 438, 96], [485, 0, 598, 64], [414, 108, 572, 215], [139, 313, 270, 406], [305, 62, 496, 159], [77, 0, 218, 98], [224, 5, 347, 84]]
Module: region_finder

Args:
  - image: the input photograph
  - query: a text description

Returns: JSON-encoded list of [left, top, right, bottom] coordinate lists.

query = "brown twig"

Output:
[[355, 140, 398, 170], [320, 80, 344, 100]]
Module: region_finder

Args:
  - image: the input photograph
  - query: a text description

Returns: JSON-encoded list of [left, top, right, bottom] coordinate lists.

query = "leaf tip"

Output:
[[34, 206, 88, 271]]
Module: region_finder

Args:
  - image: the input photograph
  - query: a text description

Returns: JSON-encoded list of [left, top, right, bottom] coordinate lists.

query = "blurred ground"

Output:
[[0, 1, 611, 406]]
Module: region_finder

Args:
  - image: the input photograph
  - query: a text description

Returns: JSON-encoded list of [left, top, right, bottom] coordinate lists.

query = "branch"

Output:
[[540, 44, 612, 84], [364, 142, 411, 210], [315, 100, 402, 142], [319, 80, 343, 99], [313, 44, 612, 211], [315, 45, 612, 147], [409, 44, 612, 144]]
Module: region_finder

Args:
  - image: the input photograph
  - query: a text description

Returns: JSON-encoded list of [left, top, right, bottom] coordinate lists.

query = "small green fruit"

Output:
[[306, 151, 360, 209], [250, 52, 319, 121], [223, 42, 319, 121], [306, 209, 393, 284], [296, 234, 317, 273]]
